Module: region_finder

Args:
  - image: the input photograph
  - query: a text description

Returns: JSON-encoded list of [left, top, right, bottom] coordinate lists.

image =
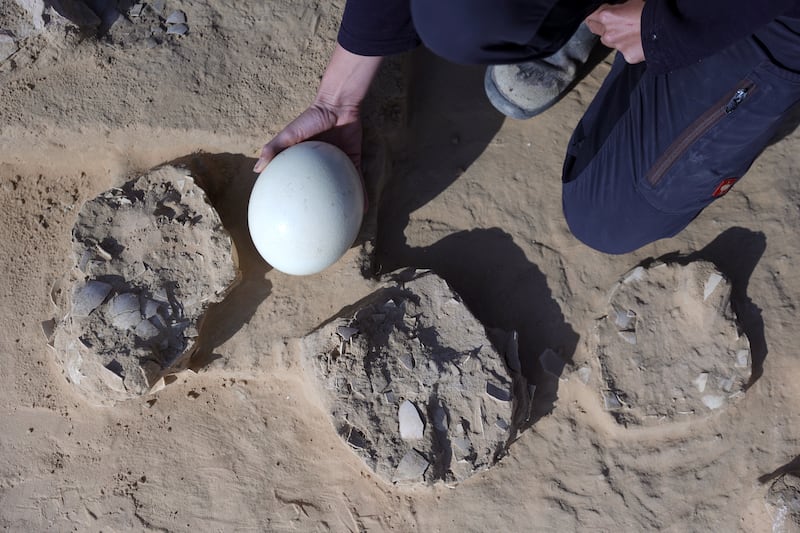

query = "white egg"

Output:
[[248, 141, 365, 275]]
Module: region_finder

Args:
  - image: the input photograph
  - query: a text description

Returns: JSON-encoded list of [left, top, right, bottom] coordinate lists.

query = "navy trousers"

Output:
[[411, 1, 800, 253]]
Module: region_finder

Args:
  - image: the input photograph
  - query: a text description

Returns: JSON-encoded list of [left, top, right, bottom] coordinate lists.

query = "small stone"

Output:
[[392, 449, 429, 483], [701, 395, 725, 410], [495, 418, 509, 431], [398, 400, 424, 440], [384, 390, 396, 404]]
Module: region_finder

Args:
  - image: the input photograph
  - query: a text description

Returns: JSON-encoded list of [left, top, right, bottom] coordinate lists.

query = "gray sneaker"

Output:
[[484, 24, 599, 119]]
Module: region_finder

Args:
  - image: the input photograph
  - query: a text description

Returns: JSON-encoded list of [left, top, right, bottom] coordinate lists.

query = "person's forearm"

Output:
[[315, 44, 383, 110]]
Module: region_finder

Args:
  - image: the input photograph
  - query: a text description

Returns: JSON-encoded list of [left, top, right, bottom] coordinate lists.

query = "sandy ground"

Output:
[[2, 0, 800, 530]]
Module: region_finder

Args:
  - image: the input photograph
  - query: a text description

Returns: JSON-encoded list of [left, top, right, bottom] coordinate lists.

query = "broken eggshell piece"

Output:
[[399, 400, 424, 440]]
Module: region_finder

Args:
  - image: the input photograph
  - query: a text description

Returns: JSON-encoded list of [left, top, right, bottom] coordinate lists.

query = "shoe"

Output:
[[484, 23, 599, 119]]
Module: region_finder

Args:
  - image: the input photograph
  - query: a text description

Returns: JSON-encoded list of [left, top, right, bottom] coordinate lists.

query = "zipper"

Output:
[[646, 79, 756, 187]]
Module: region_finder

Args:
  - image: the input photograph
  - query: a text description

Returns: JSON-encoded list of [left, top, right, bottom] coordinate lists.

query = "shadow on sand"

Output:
[[165, 152, 272, 372], [648, 227, 768, 388], [373, 50, 579, 424]]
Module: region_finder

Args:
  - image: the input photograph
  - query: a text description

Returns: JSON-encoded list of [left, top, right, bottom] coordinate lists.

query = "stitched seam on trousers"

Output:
[[645, 79, 757, 187]]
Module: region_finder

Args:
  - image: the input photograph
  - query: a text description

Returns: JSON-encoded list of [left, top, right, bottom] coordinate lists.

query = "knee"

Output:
[[563, 205, 631, 255], [562, 185, 659, 255], [410, 0, 547, 64], [410, 0, 489, 63]]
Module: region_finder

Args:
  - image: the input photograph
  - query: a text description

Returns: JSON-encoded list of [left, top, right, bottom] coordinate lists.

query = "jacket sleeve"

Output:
[[337, 0, 421, 56], [641, 0, 798, 74]]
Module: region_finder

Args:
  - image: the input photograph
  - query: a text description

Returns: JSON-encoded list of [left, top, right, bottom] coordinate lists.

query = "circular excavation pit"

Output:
[[49, 166, 237, 404], [586, 260, 752, 426]]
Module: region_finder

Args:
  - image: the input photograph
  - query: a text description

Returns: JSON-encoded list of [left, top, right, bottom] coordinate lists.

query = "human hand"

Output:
[[253, 101, 363, 173], [585, 0, 645, 64]]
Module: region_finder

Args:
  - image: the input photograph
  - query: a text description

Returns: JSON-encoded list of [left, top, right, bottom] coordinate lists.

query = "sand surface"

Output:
[[2, 1, 800, 530]]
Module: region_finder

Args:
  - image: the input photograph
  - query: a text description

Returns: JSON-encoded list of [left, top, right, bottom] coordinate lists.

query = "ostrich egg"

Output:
[[248, 141, 365, 275]]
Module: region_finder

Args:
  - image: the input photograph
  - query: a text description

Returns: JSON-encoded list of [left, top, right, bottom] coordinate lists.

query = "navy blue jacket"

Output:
[[338, 0, 800, 74]]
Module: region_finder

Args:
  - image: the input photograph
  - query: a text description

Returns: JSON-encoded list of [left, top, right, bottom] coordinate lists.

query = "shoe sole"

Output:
[[484, 67, 561, 120]]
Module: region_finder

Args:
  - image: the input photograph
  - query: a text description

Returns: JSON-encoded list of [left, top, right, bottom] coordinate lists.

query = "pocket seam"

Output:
[[645, 78, 757, 188]]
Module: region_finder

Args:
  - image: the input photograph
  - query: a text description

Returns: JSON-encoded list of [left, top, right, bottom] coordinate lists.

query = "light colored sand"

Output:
[[2, 1, 800, 530]]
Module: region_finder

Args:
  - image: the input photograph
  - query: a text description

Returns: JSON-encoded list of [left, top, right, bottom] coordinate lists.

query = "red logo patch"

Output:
[[712, 177, 738, 198]]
